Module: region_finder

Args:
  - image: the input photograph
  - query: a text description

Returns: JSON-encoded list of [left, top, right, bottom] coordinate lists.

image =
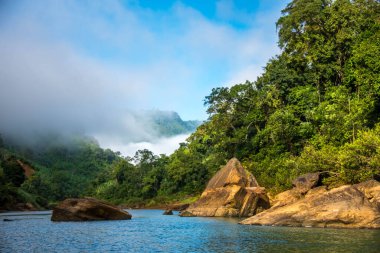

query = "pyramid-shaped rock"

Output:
[[180, 158, 269, 217]]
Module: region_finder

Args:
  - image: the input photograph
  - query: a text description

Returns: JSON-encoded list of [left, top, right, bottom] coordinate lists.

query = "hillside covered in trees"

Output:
[[0, 134, 121, 209], [94, 0, 380, 203], [1, 0, 379, 209]]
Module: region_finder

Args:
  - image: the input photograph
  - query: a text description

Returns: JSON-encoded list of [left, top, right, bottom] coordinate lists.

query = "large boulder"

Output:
[[291, 172, 323, 194], [51, 198, 132, 221], [240, 180, 380, 229], [180, 158, 269, 217]]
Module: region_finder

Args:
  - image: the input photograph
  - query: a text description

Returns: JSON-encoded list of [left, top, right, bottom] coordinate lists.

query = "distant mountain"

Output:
[[139, 110, 202, 137]]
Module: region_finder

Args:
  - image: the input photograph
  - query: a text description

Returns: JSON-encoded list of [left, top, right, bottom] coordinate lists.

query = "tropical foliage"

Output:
[[1, 0, 379, 209]]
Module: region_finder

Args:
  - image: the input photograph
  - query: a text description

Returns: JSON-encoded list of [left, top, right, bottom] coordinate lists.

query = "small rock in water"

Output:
[[51, 197, 132, 221], [163, 209, 173, 215]]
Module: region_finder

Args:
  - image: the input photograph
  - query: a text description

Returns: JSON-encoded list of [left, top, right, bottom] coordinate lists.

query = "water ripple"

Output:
[[1, 210, 379, 253]]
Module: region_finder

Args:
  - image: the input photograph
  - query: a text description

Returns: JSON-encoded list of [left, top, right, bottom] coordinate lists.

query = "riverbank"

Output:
[[1, 194, 200, 213], [116, 195, 200, 211]]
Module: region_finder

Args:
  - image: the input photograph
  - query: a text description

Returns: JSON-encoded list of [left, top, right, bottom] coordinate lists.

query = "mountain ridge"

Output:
[[144, 110, 202, 137]]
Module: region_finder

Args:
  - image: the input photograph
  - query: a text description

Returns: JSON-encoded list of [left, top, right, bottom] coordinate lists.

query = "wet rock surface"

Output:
[[51, 197, 132, 221], [163, 209, 173, 215]]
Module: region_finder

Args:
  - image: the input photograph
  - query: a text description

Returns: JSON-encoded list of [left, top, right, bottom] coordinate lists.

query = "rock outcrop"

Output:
[[240, 179, 380, 229], [51, 197, 132, 221], [291, 172, 325, 194], [16, 160, 35, 178], [355, 180, 380, 210], [180, 158, 269, 217], [167, 203, 189, 211]]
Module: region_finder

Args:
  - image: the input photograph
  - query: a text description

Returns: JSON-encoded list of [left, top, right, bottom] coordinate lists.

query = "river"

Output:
[[1, 210, 379, 252]]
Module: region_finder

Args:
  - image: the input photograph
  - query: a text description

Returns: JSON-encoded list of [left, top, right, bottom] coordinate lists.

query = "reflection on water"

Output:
[[1, 210, 379, 252]]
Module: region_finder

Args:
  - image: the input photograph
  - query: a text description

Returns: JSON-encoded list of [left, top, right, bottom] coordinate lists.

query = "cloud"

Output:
[[0, 33, 150, 140], [216, 0, 256, 25], [0, 0, 284, 154], [95, 134, 190, 157]]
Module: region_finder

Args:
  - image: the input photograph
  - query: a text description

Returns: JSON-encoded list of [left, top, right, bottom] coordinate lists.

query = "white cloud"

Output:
[[225, 64, 264, 87], [0, 34, 149, 136], [95, 134, 189, 157], [0, 0, 283, 152]]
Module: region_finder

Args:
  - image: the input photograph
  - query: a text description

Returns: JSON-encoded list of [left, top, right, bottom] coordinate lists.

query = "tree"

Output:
[[0, 134, 4, 148], [2, 157, 25, 187]]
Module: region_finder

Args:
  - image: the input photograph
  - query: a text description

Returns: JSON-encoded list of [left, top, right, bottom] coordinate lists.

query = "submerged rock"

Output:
[[180, 158, 269, 217], [51, 197, 132, 221], [240, 180, 380, 229], [179, 210, 195, 217], [163, 209, 173, 215]]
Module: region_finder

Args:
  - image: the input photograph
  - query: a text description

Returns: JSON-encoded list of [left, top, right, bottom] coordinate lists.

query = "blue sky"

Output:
[[0, 0, 287, 155]]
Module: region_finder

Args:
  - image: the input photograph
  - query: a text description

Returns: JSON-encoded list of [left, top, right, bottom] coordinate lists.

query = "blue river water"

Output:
[[0, 209, 379, 252]]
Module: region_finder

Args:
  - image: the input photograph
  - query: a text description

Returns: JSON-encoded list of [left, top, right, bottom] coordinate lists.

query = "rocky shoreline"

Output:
[[3, 158, 380, 228], [240, 179, 380, 229], [179, 158, 380, 229]]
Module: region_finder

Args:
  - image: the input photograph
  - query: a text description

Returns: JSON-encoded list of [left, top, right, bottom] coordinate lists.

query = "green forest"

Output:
[[1, 0, 379, 210]]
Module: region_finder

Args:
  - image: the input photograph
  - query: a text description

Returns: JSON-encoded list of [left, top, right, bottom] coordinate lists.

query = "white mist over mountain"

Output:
[[0, 0, 282, 156], [95, 133, 190, 157], [91, 110, 200, 157]]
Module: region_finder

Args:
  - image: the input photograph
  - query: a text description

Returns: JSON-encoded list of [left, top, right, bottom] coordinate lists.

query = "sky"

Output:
[[0, 0, 287, 156]]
